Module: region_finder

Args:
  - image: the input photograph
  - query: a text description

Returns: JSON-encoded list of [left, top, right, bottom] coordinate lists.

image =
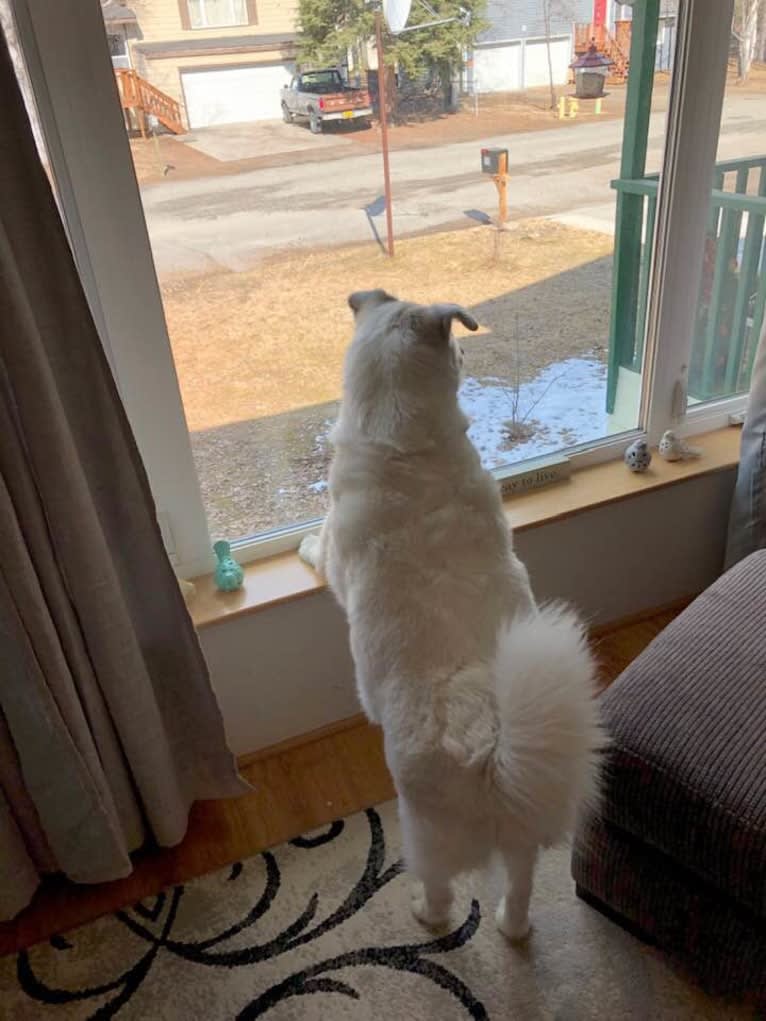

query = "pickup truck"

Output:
[[281, 69, 372, 134]]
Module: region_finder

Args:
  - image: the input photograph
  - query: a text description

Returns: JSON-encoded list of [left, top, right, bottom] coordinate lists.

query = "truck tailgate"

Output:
[[319, 90, 370, 112]]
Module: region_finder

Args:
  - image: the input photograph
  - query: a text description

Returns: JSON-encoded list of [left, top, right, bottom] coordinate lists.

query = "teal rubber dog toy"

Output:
[[213, 540, 244, 592]]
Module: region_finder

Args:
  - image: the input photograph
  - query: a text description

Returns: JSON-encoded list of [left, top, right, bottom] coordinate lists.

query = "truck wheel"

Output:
[[281, 103, 293, 124], [309, 109, 322, 134]]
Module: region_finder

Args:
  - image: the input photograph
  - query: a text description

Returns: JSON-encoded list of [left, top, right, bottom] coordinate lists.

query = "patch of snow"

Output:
[[461, 356, 608, 469], [305, 355, 608, 495]]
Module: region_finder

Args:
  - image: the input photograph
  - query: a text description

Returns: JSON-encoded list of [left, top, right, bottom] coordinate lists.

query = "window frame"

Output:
[[638, 0, 741, 447], [8, 0, 742, 577], [11, 0, 214, 577]]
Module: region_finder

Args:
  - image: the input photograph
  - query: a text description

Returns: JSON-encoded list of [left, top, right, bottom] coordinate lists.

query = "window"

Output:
[[5, 0, 753, 578], [107, 31, 130, 69], [186, 0, 248, 30], [299, 69, 345, 92], [685, 70, 765, 408]]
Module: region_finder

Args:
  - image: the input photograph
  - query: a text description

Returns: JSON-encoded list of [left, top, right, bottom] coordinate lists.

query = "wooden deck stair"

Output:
[[574, 22, 631, 85], [115, 69, 184, 136]]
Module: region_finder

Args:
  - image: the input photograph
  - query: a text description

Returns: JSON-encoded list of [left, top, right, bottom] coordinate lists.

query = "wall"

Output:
[[473, 35, 571, 93], [136, 48, 296, 110], [473, 41, 522, 93], [128, 0, 298, 44], [479, 0, 592, 44], [523, 35, 572, 87], [126, 0, 299, 119], [610, 0, 679, 25], [201, 468, 737, 757]]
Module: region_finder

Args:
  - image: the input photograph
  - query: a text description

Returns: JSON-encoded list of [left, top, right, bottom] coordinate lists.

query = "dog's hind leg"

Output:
[[496, 845, 537, 941], [411, 867, 453, 928], [399, 797, 454, 928]]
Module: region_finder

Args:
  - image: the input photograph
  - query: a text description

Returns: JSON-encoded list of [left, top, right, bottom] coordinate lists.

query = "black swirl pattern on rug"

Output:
[[290, 820, 345, 848], [16, 808, 487, 1019]]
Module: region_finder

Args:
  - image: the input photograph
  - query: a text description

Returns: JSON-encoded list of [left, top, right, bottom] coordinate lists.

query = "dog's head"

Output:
[[338, 290, 479, 450]]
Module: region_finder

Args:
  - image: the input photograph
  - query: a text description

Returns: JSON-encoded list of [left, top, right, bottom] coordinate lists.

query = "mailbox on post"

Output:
[[480, 147, 509, 225], [480, 147, 508, 175]]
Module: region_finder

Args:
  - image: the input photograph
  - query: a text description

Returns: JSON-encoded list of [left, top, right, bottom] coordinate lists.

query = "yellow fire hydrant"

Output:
[[558, 96, 580, 119]]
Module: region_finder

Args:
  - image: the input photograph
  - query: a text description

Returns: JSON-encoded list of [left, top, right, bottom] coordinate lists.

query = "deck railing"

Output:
[[115, 69, 184, 136], [607, 154, 766, 410]]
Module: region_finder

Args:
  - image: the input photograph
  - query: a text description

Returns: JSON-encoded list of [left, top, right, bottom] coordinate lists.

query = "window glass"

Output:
[[686, 20, 766, 406], [64, 4, 697, 544], [118, 3, 683, 541], [188, 0, 247, 31]]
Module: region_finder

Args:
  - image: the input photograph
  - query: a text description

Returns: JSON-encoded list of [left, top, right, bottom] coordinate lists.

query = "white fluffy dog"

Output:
[[300, 290, 603, 940]]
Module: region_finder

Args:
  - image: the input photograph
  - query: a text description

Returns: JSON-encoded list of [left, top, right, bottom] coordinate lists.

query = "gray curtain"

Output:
[[724, 318, 766, 570], [0, 34, 246, 921]]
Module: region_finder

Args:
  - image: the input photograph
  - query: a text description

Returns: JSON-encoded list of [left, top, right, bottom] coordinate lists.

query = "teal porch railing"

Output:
[[607, 154, 766, 412]]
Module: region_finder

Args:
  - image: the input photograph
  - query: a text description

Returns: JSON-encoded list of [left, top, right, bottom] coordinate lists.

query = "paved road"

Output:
[[141, 92, 765, 275]]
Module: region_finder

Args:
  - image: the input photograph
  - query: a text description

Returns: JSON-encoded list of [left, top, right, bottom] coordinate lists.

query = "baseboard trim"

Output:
[[236, 597, 696, 767], [237, 712, 368, 769], [588, 594, 696, 638]]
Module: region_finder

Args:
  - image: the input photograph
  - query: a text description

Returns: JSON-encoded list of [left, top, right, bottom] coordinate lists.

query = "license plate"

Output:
[[342, 110, 354, 119]]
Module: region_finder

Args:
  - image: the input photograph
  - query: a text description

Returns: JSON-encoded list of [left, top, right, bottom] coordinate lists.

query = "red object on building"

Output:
[[593, 0, 607, 27]]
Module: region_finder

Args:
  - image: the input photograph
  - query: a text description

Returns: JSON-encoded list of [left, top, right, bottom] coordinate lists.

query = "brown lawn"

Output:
[[156, 221, 614, 539]]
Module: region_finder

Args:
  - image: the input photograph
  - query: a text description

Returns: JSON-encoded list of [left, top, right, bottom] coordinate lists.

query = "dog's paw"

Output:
[[411, 887, 451, 928], [298, 534, 321, 570], [495, 897, 531, 942]]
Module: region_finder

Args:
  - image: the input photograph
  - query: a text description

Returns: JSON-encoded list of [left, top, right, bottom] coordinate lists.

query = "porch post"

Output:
[[606, 0, 660, 413]]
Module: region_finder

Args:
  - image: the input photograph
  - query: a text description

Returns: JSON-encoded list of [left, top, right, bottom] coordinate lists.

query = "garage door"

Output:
[[473, 43, 522, 93], [524, 38, 572, 88], [182, 63, 295, 129]]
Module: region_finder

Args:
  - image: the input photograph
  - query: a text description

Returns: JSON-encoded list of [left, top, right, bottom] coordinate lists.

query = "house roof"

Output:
[[134, 34, 298, 60], [101, 2, 137, 23]]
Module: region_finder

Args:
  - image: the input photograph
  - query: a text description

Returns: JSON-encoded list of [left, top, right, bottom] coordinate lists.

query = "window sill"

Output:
[[189, 427, 740, 630]]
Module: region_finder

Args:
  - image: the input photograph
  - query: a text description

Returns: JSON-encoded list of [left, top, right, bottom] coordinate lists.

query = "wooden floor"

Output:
[[0, 604, 683, 957]]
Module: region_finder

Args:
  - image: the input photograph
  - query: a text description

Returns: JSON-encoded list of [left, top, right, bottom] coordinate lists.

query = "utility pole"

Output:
[[375, 11, 395, 256]]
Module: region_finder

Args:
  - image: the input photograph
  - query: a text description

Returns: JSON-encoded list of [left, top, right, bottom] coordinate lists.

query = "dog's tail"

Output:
[[491, 604, 605, 844]]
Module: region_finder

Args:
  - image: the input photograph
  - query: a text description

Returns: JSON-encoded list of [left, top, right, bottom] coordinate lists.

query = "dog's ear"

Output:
[[410, 303, 479, 344], [348, 289, 396, 316]]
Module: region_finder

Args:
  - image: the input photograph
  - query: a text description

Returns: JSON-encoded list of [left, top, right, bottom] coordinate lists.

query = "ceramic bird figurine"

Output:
[[624, 438, 652, 473], [658, 430, 702, 462], [213, 540, 244, 592]]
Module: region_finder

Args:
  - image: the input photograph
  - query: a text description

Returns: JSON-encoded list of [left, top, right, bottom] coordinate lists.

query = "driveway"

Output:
[[179, 119, 356, 162]]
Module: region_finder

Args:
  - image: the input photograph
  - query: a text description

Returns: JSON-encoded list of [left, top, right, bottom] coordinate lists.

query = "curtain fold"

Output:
[[0, 29, 246, 921], [724, 319, 766, 570]]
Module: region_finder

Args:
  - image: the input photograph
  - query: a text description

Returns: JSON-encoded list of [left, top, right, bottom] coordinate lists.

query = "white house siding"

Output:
[[478, 0, 592, 42], [523, 35, 572, 88], [472, 34, 572, 94], [472, 41, 522, 93]]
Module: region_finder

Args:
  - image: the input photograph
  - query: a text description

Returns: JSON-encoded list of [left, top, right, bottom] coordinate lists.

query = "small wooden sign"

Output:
[[497, 454, 572, 499]]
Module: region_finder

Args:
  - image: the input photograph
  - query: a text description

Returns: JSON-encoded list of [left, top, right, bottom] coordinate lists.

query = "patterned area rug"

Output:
[[0, 801, 754, 1020]]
